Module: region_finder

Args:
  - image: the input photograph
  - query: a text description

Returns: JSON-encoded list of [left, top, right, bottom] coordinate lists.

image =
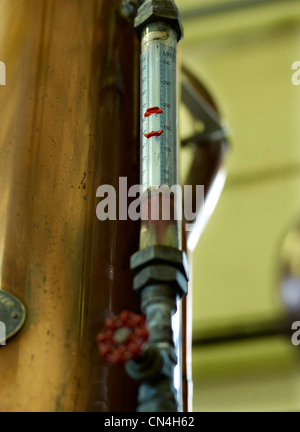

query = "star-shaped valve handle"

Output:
[[96, 311, 149, 364]]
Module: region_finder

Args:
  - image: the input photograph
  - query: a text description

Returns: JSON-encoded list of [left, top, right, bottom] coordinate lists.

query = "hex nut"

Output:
[[134, 0, 183, 41], [130, 245, 189, 281], [133, 264, 188, 298]]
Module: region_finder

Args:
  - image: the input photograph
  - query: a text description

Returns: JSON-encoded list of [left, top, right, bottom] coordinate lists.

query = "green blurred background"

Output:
[[177, 0, 300, 412]]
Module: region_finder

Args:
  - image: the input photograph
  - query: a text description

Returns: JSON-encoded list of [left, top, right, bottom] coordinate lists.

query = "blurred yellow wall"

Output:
[[177, 0, 300, 411]]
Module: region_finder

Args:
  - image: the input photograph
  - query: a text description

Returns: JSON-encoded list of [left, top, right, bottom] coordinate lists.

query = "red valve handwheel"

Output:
[[96, 311, 149, 364]]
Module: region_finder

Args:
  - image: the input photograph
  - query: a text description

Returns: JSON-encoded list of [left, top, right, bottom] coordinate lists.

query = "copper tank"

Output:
[[0, 0, 142, 412]]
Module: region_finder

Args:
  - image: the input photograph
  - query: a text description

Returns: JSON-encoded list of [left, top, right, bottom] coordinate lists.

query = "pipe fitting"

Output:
[[137, 380, 178, 412], [125, 344, 177, 382], [134, 0, 183, 42], [133, 266, 188, 298], [129, 246, 189, 411], [130, 245, 189, 299], [126, 345, 178, 412], [131, 245, 189, 277], [140, 284, 177, 343]]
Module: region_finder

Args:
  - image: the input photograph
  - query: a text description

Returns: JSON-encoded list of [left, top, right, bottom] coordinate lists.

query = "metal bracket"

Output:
[[181, 78, 229, 146]]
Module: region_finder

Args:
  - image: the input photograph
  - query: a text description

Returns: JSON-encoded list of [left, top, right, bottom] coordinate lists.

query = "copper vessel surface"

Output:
[[0, 0, 141, 412]]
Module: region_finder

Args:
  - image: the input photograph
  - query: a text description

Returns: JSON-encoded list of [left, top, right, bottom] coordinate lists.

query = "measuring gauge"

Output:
[[138, 16, 184, 412], [140, 21, 180, 249], [141, 21, 177, 190]]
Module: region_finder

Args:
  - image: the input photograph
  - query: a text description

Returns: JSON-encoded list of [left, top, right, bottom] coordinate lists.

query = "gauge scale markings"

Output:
[[141, 43, 176, 188]]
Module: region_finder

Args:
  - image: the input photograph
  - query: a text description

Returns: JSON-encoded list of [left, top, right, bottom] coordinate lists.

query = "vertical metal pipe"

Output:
[[129, 0, 186, 411]]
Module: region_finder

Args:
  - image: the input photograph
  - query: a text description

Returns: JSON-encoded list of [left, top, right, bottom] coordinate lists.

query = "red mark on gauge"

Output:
[[144, 130, 164, 139], [144, 106, 163, 117]]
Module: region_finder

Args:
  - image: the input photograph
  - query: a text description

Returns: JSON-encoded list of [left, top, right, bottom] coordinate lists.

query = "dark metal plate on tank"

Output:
[[0, 290, 26, 344]]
